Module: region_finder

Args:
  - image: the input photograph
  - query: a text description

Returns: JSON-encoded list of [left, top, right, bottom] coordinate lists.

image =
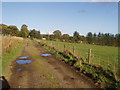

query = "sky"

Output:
[[2, 2, 118, 36], [1, 0, 119, 2]]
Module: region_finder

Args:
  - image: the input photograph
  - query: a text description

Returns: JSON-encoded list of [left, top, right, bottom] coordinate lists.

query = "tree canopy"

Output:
[[18, 31, 28, 38], [86, 32, 93, 44], [53, 30, 62, 40], [73, 31, 80, 42], [1, 24, 119, 47], [29, 29, 41, 39], [62, 34, 69, 42], [8, 26, 19, 36], [21, 24, 29, 35]]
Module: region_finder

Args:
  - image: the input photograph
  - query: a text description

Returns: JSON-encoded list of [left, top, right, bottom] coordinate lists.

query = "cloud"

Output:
[[41, 31, 53, 35]]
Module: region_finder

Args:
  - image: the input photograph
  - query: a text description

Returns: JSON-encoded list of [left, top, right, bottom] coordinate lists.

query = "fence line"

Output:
[[40, 40, 118, 78]]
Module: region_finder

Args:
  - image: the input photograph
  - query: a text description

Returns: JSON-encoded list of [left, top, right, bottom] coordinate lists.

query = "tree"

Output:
[[62, 34, 70, 42], [18, 31, 28, 38], [115, 34, 120, 46], [1, 24, 10, 36], [92, 33, 97, 44], [80, 35, 86, 43], [8, 26, 19, 36], [73, 31, 80, 42], [21, 24, 29, 36], [87, 32, 93, 44], [53, 30, 62, 40], [29, 29, 41, 39], [117, 34, 120, 47], [49, 35, 55, 40], [69, 36, 74, 43], [97, 32, 102, 45]]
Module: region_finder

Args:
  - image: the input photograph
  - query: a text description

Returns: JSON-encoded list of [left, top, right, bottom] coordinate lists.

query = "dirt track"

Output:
[[8, 40, 98, 88]]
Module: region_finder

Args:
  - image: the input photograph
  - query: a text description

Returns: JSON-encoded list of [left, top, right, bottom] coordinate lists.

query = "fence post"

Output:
[[57, 43, 59, 51], [51, 42, 52, 47], [73, 46, 75, 56], [64, 45, 66, 51], [79, 60, 82, 66], [88, 48, 91, 64]]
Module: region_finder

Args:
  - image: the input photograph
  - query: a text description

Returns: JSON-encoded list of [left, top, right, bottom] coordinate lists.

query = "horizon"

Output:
[[2, 2, 118, 36]]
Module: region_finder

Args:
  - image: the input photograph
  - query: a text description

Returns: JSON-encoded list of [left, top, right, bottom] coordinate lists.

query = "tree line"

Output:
[[0, 24, 41, 39], [0, 24, 119, 47]]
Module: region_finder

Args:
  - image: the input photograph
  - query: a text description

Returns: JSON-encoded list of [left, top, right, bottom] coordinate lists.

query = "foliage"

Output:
[[0, 24, 19, 36], [7, 26, 19, 36], [18, 31, 28, 38], [41, 40, 119, 80], [29, 29, 41, 39], [87, 32, 93, 44], [73, 31, 80, 42], [53, 30, 62, 40], [38, 40, 119, 88], [21, 24, 29, 34], [1, 24, 120, 47], [62, 34, 69, 42]]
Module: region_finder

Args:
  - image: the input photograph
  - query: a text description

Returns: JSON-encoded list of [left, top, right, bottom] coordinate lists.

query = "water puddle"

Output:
[[41, 54, 52, 56], [19, 56, 29, 59], [16, 60, 32, 64], [16, 68, 22, 71]]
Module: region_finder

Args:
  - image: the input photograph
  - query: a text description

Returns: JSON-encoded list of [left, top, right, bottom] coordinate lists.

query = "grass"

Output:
[[39, 40, 119, 80], [39, 41, 120, 88], [2, 40, 25, 75], [28, 40, 60, 88]]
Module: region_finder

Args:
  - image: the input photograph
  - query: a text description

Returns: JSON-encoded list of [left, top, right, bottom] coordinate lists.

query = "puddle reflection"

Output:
[[16, 60, 32, 64], [41, 54, 52, 56]]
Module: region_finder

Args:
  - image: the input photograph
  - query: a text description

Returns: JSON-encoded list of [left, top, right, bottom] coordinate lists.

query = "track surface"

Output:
[[9, 40, 97, 88]]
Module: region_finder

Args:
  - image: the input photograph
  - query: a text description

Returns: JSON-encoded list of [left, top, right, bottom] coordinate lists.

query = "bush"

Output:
[[18, 31, 28, 38]]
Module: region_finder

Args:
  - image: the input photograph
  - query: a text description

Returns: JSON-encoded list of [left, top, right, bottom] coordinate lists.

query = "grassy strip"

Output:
[[2, 41, 25, 75], [28, 40, 60, 88], [37, 41, 120, 88]]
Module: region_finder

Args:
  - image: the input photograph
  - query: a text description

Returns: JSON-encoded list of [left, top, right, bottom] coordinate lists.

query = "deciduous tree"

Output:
[[73, 31, 80, 42], [53, 30, 62, 40]]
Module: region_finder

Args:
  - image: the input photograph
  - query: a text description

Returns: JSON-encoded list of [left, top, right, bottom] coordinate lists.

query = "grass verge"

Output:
[[37, 41, 120, 89], [2, 41, 25, 76]]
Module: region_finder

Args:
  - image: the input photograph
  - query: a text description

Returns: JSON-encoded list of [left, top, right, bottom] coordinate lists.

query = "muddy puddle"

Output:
[[16, 60, 32, 64], [41, 54, 52, 56], [19, 56, 29, 59]]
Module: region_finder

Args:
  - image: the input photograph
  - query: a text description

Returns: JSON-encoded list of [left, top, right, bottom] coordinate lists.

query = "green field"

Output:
[[40, 40, 119, 75]]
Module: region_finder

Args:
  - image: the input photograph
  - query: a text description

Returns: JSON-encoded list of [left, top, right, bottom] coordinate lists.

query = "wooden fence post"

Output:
[[64, 45, 66, 51], [73, 46, 75, 56], [57, 43, 59, 50], [51, 42, 52, 47], [79, 60, 82, 66], [88, 48, 91, 64]]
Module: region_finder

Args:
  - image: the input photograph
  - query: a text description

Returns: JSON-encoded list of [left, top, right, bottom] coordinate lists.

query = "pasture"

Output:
[[40, 40, 119, 79], [1, 37, 119, 88]]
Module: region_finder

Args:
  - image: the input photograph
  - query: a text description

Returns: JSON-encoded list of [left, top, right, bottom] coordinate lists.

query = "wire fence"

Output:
[[40, 40, 119, 80]]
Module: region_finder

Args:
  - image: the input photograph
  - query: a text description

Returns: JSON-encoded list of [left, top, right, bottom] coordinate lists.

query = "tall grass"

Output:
[[2, 36, 25, 75]]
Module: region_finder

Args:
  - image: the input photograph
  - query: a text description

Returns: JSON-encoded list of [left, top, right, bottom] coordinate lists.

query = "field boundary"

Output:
[[35, 39, 120, 88]]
